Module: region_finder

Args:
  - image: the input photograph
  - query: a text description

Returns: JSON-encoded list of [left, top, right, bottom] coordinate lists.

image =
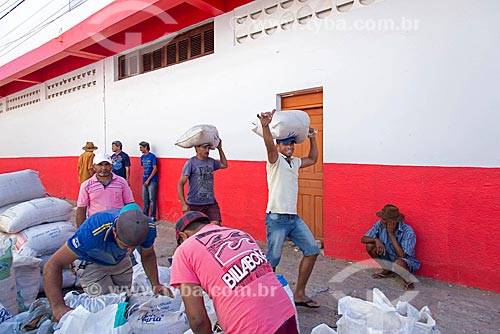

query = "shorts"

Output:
[[73, 256, 133, 296], [188, 201, 222, 222], [274, 315, 298, 334], [265, 213, 320, 268]]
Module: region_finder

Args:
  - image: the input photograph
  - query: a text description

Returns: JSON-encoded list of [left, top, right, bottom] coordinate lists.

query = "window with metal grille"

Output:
[[117, 21, 214, 80]]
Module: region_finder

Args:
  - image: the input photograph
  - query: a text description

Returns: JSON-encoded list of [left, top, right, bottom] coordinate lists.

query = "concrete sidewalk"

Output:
[[154, 220, 500, 334]]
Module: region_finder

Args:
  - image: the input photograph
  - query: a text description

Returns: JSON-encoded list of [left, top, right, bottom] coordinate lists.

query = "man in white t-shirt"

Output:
[[257, 109, 321, 309]]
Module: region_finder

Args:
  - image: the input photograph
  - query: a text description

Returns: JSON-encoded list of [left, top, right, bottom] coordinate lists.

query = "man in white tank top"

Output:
[[258, 109, 321, 309]]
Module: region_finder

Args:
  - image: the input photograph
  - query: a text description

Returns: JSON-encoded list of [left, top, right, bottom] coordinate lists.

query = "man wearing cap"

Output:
[[44, 204, 171, 322], [177, 139, 228, 225], [257, 110, 321, 309], [76, 152, 134, 227], [111, 140, 131, 184], [361, 204, 420, 290], [77, 141, 98, 184], [170, 211, 298, 334]]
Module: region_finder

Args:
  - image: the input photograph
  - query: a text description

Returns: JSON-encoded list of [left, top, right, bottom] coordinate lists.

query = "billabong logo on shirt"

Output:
[[72, 238, 81, 249]]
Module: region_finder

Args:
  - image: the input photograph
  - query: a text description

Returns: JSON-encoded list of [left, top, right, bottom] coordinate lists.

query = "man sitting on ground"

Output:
[[361, 204, 420, 290]]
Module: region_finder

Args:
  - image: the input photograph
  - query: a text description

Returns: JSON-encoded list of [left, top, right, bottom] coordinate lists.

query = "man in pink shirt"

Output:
[[170, 211, 298, 334], [76, 152, 134, 227]]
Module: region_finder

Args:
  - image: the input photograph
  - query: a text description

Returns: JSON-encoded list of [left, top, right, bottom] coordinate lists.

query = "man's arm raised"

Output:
[[257, 110, 278, 164]]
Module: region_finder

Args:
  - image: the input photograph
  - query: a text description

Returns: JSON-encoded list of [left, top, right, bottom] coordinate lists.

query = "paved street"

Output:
[[154, 220, 500, 334]]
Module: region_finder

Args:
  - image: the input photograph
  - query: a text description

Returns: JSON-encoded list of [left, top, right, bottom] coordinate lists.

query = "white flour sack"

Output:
[[0, 170, 47, 207], [13, 221, 76, 257], [12, 254, 42, 311], [128, 305, 190, 334], [0, 238, 17, 316], [252, 109, 310, 144], [0, 197, 73, 233], [175, 124, 220, 149]]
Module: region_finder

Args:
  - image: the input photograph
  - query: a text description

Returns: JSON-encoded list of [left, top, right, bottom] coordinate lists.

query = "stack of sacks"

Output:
[[175, 124, 220, 149], [252, 109, 311, 143], [0, 170, 77, 312]]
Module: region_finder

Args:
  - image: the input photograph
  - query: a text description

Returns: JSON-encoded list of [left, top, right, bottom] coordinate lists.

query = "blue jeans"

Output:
[[142, 181, 157, 218], [265, 213, 320, 268]]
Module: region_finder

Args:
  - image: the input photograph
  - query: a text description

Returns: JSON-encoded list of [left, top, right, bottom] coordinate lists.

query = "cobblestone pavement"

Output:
[[154, 221, 500, 334]]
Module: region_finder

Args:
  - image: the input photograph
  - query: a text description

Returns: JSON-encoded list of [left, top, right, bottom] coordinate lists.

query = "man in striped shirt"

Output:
[[76, 152, 134, 227], [361, 204, 420, 290]]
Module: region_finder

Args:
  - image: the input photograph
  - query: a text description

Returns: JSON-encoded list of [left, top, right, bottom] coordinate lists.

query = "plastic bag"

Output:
[[55, 302, 132, 334], [396, 302, 441, 334], [311, 323, 337, 334], [337, 288, 416, 334]]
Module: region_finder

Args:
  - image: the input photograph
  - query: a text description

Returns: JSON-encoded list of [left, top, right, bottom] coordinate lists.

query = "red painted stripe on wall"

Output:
[[1, 157, 499, 292], [324, 163, 500, 293]]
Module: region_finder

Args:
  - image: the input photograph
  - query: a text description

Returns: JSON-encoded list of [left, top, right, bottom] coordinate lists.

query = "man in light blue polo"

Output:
[[361, 204, 420, 290], [43, 204, 171, 322]]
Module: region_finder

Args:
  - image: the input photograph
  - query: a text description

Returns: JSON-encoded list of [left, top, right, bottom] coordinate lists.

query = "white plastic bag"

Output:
[[55, 302, 132, 334], [312, 323, 338, 334], [0, 197, 73, 233], [0, 170, 46, 208], [396, 302, 441, 334], [175, 124, 220, 149], [337, 288, 416, 334], [13, 221, 76, 256], [252, 110, 310, 144]]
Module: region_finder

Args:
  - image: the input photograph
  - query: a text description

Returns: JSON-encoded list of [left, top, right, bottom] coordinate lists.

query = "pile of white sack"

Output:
[[311, 288, 440, 334], [0, 169, 76, 318]]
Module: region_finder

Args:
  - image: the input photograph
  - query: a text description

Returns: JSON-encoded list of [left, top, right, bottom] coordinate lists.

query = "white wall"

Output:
[[1, 0, 500, 167]]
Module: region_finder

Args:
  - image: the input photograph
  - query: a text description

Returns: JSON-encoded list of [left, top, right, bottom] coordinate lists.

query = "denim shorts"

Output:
[[265, 213, 320, 268]]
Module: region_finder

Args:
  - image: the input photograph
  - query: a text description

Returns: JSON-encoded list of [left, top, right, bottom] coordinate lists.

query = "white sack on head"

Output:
[[252, 109, 310, 144], [0, 170, 47, 208], [13, 221, 76, 257], [175, 124, 220, 149], [0, 197, 73, 233]]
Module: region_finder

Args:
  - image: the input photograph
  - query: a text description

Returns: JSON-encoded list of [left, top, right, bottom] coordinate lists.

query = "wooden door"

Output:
[[280, 89, 324, 246]]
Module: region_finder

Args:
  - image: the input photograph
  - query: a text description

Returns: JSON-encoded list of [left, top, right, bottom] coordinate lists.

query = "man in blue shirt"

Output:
[[43, 204, 171, 322], [139, 141, 159, 221], [361, 204, 420, 290]]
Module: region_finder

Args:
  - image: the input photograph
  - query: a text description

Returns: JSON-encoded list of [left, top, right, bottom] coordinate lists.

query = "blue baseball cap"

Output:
[[276, 137, 296, 144]]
